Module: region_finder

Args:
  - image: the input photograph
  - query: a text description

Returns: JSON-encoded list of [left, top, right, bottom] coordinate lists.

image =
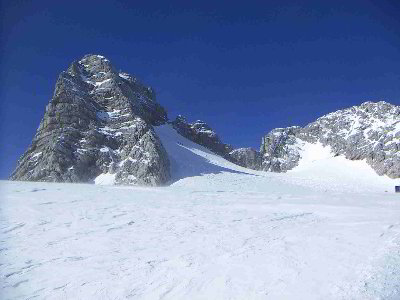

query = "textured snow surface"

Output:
[[2, 125, 400, 299]]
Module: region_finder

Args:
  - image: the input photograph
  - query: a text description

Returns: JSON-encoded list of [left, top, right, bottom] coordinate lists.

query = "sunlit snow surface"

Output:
[[1, 125, 400, 299]]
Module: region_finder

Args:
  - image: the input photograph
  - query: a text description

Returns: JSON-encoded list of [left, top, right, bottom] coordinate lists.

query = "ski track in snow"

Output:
[[1, 125, 400, 299]]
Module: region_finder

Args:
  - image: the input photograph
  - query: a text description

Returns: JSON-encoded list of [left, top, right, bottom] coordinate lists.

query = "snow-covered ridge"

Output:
[[155, 124, 397, 193], [260, 101, 400, 178], [315, 101, 400, 142]]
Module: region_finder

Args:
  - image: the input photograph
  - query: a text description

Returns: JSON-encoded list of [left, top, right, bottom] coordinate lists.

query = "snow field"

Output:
[[1, 124, 400, 299]]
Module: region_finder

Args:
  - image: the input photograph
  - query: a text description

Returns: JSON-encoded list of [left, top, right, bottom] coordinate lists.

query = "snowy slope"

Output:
[[283, 139, 399, 193], [155, 125, 397, 193], [1, 125, 400, 299]]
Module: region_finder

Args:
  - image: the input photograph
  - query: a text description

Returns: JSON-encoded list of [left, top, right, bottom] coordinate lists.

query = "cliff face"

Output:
[[11, 55, 170, 185], [260, 101, 400, 178], [259, 126, 302, 172]]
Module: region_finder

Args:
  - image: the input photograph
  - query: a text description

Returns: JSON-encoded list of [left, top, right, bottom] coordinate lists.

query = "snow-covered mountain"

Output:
[[10, 54, 400, 185], [260, 101, 400, 178]]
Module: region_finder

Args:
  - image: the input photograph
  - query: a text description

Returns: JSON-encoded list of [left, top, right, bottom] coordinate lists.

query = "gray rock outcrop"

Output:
[[171, 115, 265, 170], [260, 127, 302, 172], [260, 101, 400, 178], [11, 54, 170, 185], [229, 148, 262, 170], [170, 115, 234, 159]]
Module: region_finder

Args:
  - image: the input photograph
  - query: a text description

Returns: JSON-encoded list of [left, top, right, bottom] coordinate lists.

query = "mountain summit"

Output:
[[11, 54, 170, 185]]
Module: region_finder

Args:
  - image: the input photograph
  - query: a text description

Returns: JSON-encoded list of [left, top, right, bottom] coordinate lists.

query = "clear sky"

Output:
[[1, 0, 400, 179]]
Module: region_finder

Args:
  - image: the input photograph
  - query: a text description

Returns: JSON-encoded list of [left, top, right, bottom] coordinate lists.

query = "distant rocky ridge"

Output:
[[11, 54, 400, 185], [11, 55, 170, 185], [170, 116, 263, 170], [170, 115, 233, 159], [259, 101, 400, 178], [169, 103, 400, 178]]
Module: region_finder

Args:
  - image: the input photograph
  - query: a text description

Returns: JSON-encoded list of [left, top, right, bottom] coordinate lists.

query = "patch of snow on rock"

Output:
[[94, 172, 116, 185]]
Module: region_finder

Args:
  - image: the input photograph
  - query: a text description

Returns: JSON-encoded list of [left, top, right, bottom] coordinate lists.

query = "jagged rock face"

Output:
[[171, 116, 233, 158], [11, 54, 170, 185], [260, 127, 302, 172], [229, 148, 262, 170], [260, 101, 400, 178]]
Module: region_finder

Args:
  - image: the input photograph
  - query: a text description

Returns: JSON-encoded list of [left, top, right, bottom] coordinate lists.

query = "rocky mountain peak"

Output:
[[11, 54, 170, 185], [77, 54, 116, 76]]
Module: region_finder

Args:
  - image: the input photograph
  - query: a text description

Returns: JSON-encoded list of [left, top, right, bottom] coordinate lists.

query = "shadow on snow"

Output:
[[155, 125, 256, 183]]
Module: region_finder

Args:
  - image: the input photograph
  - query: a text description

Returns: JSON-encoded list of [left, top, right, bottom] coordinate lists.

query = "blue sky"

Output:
[[1, 0, 400, 179]]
